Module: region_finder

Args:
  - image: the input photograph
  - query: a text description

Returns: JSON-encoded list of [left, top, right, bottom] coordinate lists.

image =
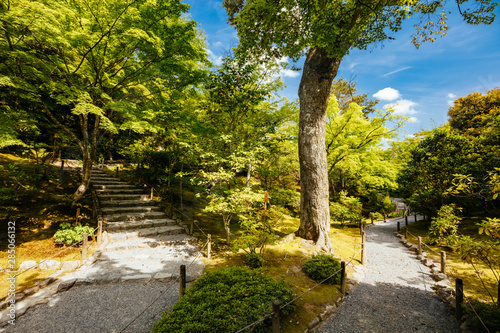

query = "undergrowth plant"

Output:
[[428, 204, 461, 246], [54, 222, 94, 245], [152, 266, 295, 333], [303, 254, 341, 284]]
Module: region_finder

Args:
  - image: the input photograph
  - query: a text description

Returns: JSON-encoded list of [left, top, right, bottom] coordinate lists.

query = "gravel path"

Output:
[[318, 218, 461, 333], [1, 280, 178, 333]]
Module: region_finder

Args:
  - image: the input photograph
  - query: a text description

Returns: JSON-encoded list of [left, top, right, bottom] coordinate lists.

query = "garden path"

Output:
[[317, 216, 461, 333]]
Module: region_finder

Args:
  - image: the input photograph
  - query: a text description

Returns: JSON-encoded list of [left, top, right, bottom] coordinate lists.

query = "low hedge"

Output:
[[153, 266, 295, 333]]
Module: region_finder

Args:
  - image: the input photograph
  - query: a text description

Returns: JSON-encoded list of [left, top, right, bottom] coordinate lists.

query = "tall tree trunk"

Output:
[[296, 47, 340, 253], [73, 149, 92, 202]]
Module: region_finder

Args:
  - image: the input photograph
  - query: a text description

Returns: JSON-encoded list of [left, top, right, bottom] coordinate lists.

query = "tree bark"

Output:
[[296, 47, 341, 253]]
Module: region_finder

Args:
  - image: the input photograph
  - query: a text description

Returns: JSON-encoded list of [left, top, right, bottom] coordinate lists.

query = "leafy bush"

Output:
[[153, 267, 295, 333], [463, 300, 500, 333], [303, 255, 341, 284], [246, 253, 265, 268], [54, 223, 94, 245], [428, 204, 461, 246], [330, 191, 362, 226]]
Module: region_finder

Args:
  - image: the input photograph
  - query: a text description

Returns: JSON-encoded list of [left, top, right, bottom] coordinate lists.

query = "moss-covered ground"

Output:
[[402, 214, 499, 305], [0, 153, 96, 301]]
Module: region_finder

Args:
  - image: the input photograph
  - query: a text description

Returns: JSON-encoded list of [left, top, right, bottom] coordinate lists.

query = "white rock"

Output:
[[19, 260, 37, 271], [39, 259, 61, 271], [61, 260, 80, 272]]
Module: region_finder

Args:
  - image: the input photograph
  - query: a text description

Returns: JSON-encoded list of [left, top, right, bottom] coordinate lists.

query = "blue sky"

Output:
[[185, 1, 500, 138]]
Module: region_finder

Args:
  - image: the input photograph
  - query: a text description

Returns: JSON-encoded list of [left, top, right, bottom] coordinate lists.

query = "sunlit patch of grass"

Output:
[[404, 215, 498, 304]]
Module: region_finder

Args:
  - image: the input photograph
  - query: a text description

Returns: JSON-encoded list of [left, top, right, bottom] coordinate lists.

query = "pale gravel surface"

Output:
[[1, 280, 178, 333], [317, 217, 461, 333]]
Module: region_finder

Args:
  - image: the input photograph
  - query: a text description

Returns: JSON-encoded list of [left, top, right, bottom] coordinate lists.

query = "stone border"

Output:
[[0, 236, 109, 327], [393, 232, 457, 310]]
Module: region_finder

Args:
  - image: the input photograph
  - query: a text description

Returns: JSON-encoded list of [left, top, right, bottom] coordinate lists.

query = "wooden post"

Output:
[[383, 213, 387, 222], [151, 187, 154, 200], [441, 251, 446, 274], [414, 214, 417, 222], [370, 213, 374, 225], [405, 215, 408, 226], [180, 265, 186, 297], [60, 160, 64, 171], [272, 300, 280, 333], [76, 208, 81, 222], [359, 220, 364, 235], [97, 220, 102, 246], [340, 261, 347, 295], [417, 236, 422, 255], [190, 219, 194, 235], [207, 234, 211, 259], [361, 231, 366, 265], [81, 233, 88, 259], [456, 279, 464, 320], [405, 227, 408, 240], [397, 221, 400, 232], [116, 166, 119, 177]]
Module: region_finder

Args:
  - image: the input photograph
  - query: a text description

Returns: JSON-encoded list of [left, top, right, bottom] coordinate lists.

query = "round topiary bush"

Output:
[[153, 266, 295, 333], [303, 254, 341, 284], [246, 253, 265, 268]]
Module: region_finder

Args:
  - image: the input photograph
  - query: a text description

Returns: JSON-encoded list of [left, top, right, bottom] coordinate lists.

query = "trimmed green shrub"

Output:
[[54, 223, 94, 245], [246, 253, 265, 268], [303, 255, 341, 284], [153, 266, 295, 333], [463, 300, 500, 333]]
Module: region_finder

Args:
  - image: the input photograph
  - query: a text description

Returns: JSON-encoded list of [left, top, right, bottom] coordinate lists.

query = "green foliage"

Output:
[[398, 126, 486, 216], [246, 253, 265, 268], [448, 88, 500, 137], [330, 191, 362, 226], [380, 196, 397, 214], [303, 255, 341, 285], [152, 266, 295, 333], [326, 96, 405, 197], [54, 223, 94, 245], [204, 187, 265, 245], [463, 300, 500, 332], [428, 204, 461, 246]]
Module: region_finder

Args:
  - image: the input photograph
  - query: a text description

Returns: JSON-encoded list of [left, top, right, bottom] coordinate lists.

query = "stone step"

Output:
[[106, 218, 177, 231], [98, 194, 151, 201], [104, 233, 197, 252], [91, 180, 129, 186], [99, 199, 155, 208], [93, 184, 141, 191], [102, 205, 161, 215], [96, 188, 146, 195], [107, 225, 185, 241], [103, 211, 167, 222]]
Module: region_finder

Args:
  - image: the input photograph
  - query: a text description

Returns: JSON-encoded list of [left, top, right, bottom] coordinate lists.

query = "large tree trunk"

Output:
[[296, 47, 341, 253]]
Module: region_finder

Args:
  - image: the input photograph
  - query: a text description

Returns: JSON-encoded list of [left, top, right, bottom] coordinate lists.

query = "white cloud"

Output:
[[447, 93, 457, 106], [214, 41, 223, 47], [373, 87, 401, 101], [280, 69, 300, 78], [277, 56, 300, 78], [207, 49, 223, 66], [385, 99, 419, 116]]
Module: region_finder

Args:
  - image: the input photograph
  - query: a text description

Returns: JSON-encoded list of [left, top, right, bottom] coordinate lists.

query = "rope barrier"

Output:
[[234, 247, 363, 333], [118, 239, 209, 332], [462, 291, 492, 333], [404, 228, 493, 332]]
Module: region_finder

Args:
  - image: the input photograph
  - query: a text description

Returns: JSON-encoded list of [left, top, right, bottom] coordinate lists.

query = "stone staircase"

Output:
[[70, 167, 204, 283]]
